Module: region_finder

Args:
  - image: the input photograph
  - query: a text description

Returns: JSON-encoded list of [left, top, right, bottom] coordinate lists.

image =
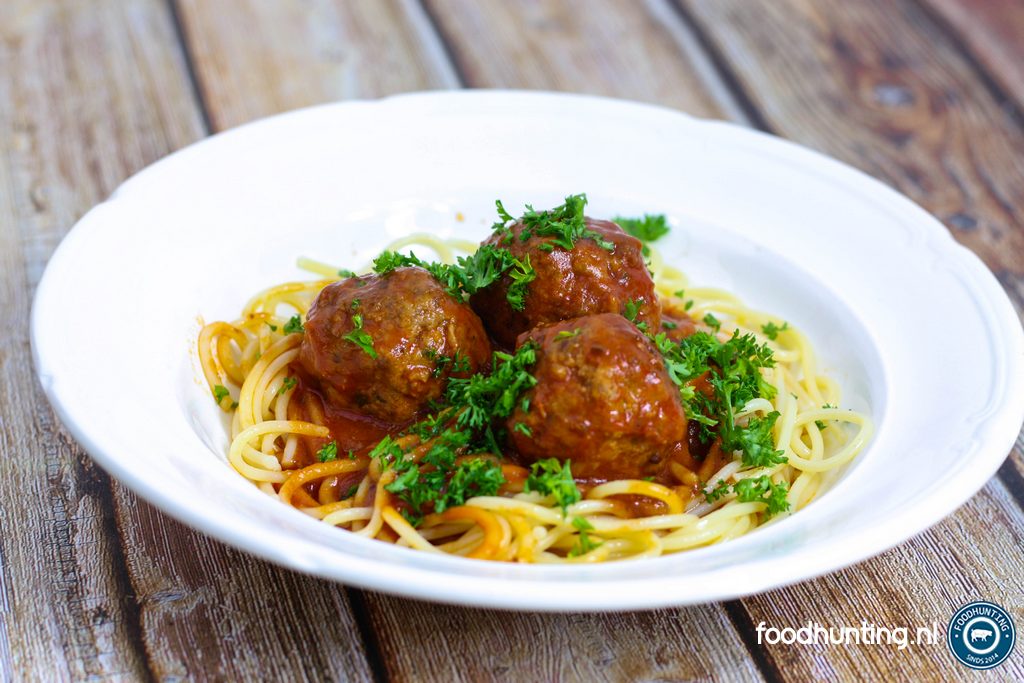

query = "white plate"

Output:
[[31, 91, 1024, 611]]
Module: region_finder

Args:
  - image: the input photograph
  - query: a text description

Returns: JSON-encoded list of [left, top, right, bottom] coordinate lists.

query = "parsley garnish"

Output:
[[278, 376, 297, 395], [283, 315, 304, 334], [703, 476, 790, 517], [761, 321, 789, 340], [444, 343, 539, 454], [703, 313, 721, 333], [423, 349, 472, 378], [623, 298, 642, 322], [265, 322, 278, 332], [342, 484, 359, 499], [662, 320, 678, 330], [383, 430, 504, 524], [524, 458, 581, 515], [342, 303, 377, 358], [337, 268, 356, 278], [733, 476, 790, 517], [368, 344, 540, 524], [568, 516, 602, 557], [652, 330, 782, 466], [815, 403, 837, 431], [213, 384, 230, 404], [496, 194, 614, 252], [554, 328, 581, 340], [317, 441, 338, 462], [372, 245, 536, 312], [614, 214, 670, 257]]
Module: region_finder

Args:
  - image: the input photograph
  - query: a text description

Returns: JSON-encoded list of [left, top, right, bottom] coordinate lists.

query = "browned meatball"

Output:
[[470, 218, 660, 348], [299, 267, 491, 423], [507, 313, 686, 481]]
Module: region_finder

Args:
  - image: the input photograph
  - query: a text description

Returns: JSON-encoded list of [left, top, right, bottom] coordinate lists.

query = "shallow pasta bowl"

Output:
[[31, 91, 1024, 610]]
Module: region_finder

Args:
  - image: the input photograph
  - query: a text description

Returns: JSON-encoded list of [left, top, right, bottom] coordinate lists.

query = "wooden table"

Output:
[[2, 1, 1023, 680]]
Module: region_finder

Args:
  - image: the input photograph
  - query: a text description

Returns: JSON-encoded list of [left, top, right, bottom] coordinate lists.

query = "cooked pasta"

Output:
[[198, 210, 872, 563]]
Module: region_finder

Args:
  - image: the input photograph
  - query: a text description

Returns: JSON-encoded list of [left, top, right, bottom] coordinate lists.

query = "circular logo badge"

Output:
[[947, 601, 1016, 670]]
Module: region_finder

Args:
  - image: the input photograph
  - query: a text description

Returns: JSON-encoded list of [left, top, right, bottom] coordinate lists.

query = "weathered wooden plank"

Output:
[[365, 595, 763, 682], [738, 480, 1024, 682], [673, 0, 1024, 678], [173, 1, 765, 680], [424, 0, 745, 120], [174, 0, 460, 131], [919, 0, 1024, 111], [679, 0, 1024, 279], [0, 0, 203, 678], [0, 0, 376, 680], [112, 495, 374, 681]]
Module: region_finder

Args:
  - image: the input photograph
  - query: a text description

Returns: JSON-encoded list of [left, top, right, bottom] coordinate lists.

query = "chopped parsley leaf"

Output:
[[554, 328, 581, 341], [373, 245, 535, 312], [265, 322, 278, 332], [524, 458, 581, 515], [703, 313, 722, 333], [614, 214, 670, 257], [623, 298, 642, 323], [704, 479, 732, 503], [704, 476, 790, 517], [444, 342, 539, 454], [369, 344, 540, 525], [732, 476, 790, 517], [384, 432, 504, 524], [568, 516, 602, 557], [317, 441, 338, 462], [652, 330, 781, 465], [213, 384, 230, 404], [761, 321, 789, 340], [342, 484, 359, 499], [423, 349, 472, 378], [278, 376, 297, 395], [337, 268, 356, 278], [496, 194, 614, 252], [684, 299, 695, 311], [815, 403, 837, 431], [343, 307, 377, 359], [283, 315, 304, 335], [662, 320, 678, 330]]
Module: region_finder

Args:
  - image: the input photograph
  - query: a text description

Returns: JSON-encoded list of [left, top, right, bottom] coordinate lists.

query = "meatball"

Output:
[[507, 313, 686, 481], [299, 267, 491, 423], [470, 218, 660, 348]]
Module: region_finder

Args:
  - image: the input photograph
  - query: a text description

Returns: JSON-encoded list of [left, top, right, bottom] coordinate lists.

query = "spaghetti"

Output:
[[198, 227, 872, 563]]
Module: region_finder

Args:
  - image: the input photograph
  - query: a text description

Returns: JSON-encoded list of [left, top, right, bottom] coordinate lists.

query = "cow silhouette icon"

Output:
[[970, 628, 994, 643]]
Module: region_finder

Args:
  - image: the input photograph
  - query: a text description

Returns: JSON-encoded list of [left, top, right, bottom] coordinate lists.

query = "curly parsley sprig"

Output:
[[371, 343, 541, 524], [704, 475, 790, 517], [494, 194, 614, 252], [653, 330, 786, 468]]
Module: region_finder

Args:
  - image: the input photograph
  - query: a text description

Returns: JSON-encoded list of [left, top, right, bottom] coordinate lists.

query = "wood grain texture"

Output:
[[424, 0, 746, 120], [174, 0, 460, 131], [0, 0, 375, 680], [365, 595, 763, 682], [919, 0, 1024, 111], [740, 481, 1024, 682], [0, 0, 202, 678], [679, 0, 1024, 279], [112, 494, 373, 682]]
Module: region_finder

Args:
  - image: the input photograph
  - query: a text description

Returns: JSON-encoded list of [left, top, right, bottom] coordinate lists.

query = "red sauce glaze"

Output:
[[288, 373, 404, 464]]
